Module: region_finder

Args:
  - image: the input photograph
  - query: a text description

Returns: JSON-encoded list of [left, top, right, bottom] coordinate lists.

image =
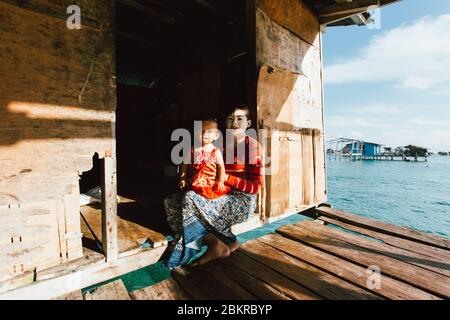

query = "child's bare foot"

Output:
[[191, 234, 230, 266], [227, 241, 240, 253]]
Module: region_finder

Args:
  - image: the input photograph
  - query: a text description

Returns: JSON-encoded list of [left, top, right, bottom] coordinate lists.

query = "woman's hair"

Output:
[[225, 103, 253, 121]]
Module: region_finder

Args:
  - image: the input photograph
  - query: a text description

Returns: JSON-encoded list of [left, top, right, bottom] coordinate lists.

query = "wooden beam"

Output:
[[320, 9, 368, 25], [116, 0, 180, 25], [319, 0, 402, 26], [101, 155, 118, 261], [318, 0, 380, 16]]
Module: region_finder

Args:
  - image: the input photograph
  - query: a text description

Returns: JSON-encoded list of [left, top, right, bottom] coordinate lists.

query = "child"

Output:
[[179, 118, 230, 199]]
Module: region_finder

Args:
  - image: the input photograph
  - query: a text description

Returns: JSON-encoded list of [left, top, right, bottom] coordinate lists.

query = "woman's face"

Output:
[[226, 109, 251, 137]]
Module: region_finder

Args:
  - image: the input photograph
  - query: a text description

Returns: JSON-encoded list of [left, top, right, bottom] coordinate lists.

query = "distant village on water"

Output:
[[327, 138, 450, 162]]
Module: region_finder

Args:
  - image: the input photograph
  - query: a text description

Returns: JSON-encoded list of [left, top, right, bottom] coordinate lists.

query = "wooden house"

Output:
[[0, 0, 401, 299]]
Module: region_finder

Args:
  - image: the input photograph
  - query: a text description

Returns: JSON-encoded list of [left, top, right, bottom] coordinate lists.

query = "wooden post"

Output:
[[101, 114, 118, 261], [101, 156, 118, 261]]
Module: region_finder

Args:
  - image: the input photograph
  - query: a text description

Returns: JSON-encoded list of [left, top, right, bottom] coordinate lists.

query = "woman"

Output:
[[163, 105, 263, 268]]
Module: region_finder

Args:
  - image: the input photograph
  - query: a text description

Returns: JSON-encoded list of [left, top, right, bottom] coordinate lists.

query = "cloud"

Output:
[[325, 15, 450, 92]]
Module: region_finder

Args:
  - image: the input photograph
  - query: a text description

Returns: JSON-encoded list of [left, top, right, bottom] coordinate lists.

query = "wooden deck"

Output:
[[130, 207, 450, 300], [55, 207, 450, 300]]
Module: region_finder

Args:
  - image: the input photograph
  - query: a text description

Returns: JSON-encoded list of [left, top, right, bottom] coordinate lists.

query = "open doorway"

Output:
[[79, 0, 255, 255]]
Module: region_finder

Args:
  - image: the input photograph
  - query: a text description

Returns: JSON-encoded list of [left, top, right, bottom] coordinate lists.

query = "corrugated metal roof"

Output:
[[302, 0, 402, 27], [117, 69, 159, 89]]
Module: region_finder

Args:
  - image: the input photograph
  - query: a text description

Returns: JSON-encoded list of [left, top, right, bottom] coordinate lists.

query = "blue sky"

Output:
[[322, 0, 450, 152]]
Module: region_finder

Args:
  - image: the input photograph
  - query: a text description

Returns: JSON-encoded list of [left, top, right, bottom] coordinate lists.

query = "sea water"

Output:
[[326, 155, 450, 239]]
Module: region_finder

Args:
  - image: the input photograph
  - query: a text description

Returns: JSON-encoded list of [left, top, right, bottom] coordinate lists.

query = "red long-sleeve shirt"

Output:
[[224, 136, 263, 195]]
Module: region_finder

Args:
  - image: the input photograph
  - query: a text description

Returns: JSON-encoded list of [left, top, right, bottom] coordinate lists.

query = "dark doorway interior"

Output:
[[80, 0, 254, 236]]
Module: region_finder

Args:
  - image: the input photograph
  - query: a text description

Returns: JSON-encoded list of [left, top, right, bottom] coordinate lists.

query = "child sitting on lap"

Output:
[[178, 118, 230, 199]]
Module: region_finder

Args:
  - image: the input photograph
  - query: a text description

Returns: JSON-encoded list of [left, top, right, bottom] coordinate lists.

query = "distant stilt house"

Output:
[[360, 142, 383, 159], [327, 139, 428, 162], [327, 138, 382, 161], [404, 145, 428, 158]]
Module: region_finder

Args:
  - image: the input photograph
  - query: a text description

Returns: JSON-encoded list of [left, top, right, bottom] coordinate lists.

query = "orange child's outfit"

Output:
[[189, 146, 231, 199]]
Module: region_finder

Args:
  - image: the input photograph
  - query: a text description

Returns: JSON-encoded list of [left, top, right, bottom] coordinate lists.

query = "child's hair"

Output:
[[201, 117, 219, 128]]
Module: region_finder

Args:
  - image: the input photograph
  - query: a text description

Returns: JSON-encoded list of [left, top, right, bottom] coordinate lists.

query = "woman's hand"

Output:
[[216, 181, 227, 193]]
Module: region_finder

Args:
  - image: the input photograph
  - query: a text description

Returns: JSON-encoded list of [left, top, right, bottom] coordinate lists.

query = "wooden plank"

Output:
[[0, 202, 62, 281], [277, 222, 450, 298], [313, 130, 327, 204], [287, 132, 303, 212], [227, 251, 320, 300], [240, 239, 380, 300], [258, 233, 440, 300], [36, 247, 105, 281], [257, 65, 323, 131], [302, 221, 450, 278], [319, 216, 450, 263], [101, 156, 118, 261], [130, 279, 191, 300], [256, 0, 320, 47], [80, 205, 168, 254], [265, 131, 289, 217], [53, 290, 84, 300], [302, 129, 315, 205], [0, 246, 166, 300], [316, 206, 450, 250], [171, 266, 256, 300], [208, 260, 290, 300], [84, 279, 131, 300], [0, 271, 34, 295]]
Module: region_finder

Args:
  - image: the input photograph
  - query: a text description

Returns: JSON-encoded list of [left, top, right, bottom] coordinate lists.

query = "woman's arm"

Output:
[[224, 136, 264, 195], [225, 171, 262, 194]]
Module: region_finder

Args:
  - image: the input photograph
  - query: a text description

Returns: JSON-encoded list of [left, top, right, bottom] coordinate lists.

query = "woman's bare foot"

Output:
[[227, 241, 240, 253], [191, 234, 230, 266]]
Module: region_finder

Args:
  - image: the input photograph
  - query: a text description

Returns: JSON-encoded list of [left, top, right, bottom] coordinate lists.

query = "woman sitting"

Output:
[[163, 104, 263, 268]]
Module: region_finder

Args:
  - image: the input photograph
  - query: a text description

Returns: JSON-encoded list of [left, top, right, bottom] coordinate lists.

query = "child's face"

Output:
[[200, 122, 219, 145]]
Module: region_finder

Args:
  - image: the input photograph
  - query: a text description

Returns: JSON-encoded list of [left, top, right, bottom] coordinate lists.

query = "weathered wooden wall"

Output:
[[255, 0, 327, 218], [0, 0, 116, 280]]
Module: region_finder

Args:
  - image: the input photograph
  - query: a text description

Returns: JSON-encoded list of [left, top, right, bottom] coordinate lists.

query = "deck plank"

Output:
[[319, 216, 450, 263], [83, 279, 131, 300], [240, 239, 381, 300], [277, 222, 450, 298], [206, 261, 290, 300], [171, 266, 256, 300], [130, 278, 191, 300], [227, 251, 320, 300], [258, 233, 440, 300], [316, 206, 450, 250], [303, 220, 450, 277]]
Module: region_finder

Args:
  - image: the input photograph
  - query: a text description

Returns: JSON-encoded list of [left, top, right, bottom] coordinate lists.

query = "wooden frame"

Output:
[[0, 246, 166, 300]]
